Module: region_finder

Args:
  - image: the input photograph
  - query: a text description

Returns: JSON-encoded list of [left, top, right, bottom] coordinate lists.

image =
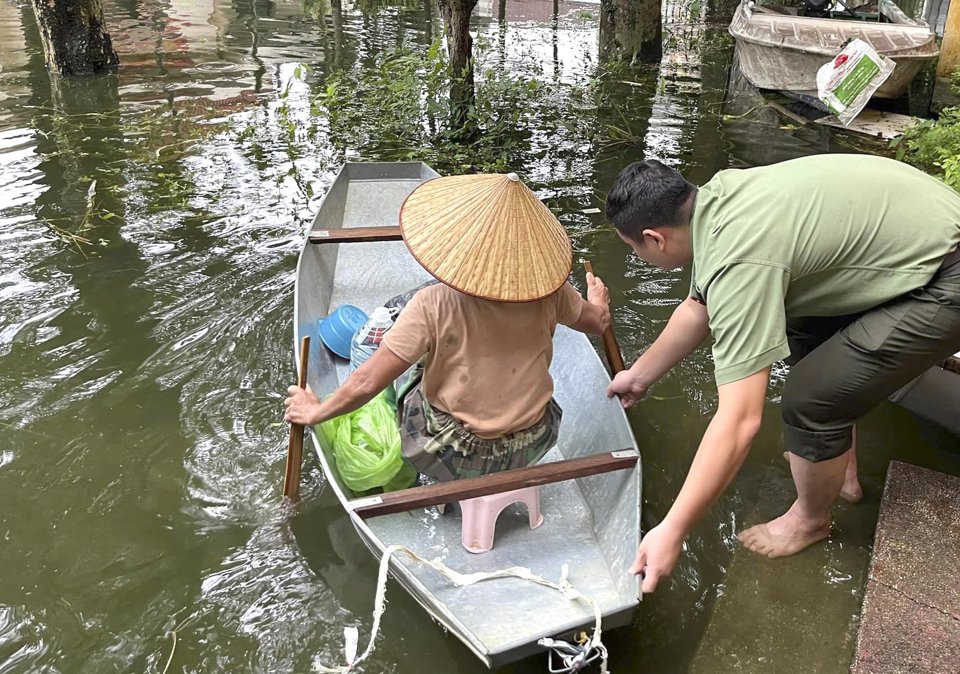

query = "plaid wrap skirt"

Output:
[[397, 371, 561, 482]]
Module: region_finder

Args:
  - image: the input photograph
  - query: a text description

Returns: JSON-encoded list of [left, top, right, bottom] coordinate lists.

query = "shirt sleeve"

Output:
[[688, 262, 706, 304], [382, 290, 432, 363], [555, 282, 584, 326], [704, 263, 791, 386]]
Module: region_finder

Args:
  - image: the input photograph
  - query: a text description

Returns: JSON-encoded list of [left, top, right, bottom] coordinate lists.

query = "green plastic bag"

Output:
[[320, 392, 416, 493]]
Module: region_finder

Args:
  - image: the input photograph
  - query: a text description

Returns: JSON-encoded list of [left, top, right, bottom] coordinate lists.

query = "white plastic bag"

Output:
[[816, 39, 895, 126]]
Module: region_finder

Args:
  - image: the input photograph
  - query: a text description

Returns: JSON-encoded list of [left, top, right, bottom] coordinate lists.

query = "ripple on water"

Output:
[[191, 61, 244, 73], [191, 522, 363, 672], [0, 128, 45, 211], [0, 606, 50, 672]]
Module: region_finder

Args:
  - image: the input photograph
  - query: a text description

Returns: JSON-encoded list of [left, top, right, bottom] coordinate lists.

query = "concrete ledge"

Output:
[[853, 461, 960, 673]]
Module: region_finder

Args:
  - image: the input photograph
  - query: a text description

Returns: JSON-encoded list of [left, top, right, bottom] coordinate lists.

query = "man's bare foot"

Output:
[[782, 451, 862, 503], [840, 479, 863, 503], [738, 510, 832, 558]]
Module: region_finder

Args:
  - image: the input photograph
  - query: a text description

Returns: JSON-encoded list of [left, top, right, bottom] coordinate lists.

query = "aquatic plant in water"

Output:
[[307, 35, 626, 175]]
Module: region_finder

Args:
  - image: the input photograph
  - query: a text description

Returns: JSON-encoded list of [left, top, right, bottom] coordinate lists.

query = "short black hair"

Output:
[[605, 160, 695, 241]]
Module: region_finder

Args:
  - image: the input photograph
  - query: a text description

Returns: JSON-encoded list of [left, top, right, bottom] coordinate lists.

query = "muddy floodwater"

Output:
[[2, 0, 959, 671]]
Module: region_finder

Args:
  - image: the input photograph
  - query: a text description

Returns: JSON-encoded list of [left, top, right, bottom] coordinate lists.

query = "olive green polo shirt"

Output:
[[690, 154, 960, 386]]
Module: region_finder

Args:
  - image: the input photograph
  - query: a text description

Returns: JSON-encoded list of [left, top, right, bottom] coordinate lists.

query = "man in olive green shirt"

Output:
[[605, 154, 960, 593]]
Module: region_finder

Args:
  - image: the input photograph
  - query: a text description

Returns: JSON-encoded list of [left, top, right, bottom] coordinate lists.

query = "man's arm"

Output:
[[607, 297, 710, 406], [631, 368, 769, 592], [284, 346, 413, 426], [568, 272, 611, 336]]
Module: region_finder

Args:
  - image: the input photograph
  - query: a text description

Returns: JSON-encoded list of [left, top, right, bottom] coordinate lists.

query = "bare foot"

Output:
[[782, 451, 862, 503], [840, 480, 863, 503], [738, 511, 832, 558]]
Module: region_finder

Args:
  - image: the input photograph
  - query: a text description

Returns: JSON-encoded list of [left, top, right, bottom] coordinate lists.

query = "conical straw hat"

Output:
[[399, 173, 572, 302]]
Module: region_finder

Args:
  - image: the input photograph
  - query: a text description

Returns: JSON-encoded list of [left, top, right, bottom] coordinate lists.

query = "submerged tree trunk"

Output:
[[31, 0, 119, 76], [599, 0, 662, 63], [438, 0, 479, 134]]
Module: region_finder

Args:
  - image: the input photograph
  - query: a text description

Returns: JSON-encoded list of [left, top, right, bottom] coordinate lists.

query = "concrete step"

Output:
[[852, 461, 960, 673]]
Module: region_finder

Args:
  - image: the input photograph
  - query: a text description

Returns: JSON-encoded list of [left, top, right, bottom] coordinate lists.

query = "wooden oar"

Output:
[[283, 336, 311, 502], [584, 260, 626, 375]]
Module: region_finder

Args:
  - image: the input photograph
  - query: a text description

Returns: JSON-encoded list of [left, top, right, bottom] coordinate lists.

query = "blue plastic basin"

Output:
[[318, 304, 368, 359]]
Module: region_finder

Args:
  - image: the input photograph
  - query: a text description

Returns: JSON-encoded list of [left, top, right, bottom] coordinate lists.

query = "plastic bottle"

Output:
[[350, 306, 398, 407]]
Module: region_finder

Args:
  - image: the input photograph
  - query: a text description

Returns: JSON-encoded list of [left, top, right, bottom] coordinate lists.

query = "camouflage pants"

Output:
[[398, 377, 561, 482]]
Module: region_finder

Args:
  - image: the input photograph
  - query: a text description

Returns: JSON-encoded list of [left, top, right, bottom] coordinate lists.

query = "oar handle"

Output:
[[584, 261, 626, 375], [283, 336, 310, 502], [296, 336, 310, 389]]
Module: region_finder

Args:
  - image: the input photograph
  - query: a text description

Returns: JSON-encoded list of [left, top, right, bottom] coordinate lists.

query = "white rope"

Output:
[[314, 544, 609, 673]]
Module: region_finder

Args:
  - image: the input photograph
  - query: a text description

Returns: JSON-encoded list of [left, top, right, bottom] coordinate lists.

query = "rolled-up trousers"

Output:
[[782, 249, 960, 462]]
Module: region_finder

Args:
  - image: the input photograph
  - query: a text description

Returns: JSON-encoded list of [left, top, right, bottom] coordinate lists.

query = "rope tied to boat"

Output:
[[535, 564, 609, 674], [539, 635, 608, 673], [313, 544, 609, 674]]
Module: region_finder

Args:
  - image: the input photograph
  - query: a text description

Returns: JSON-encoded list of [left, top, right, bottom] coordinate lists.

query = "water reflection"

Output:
[[0, 0, 956, 672]]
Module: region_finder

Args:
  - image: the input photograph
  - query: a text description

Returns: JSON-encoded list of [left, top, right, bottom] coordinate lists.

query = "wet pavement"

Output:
[[853, 461, 960, 674]]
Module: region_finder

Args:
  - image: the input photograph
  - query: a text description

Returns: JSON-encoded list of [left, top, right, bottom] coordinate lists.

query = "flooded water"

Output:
[[2, 0, 959, 672]]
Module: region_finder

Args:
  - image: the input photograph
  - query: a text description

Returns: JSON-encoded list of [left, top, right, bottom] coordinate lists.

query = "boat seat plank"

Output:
[[309, 226, 403, 244], [351, 450, 639, 518]]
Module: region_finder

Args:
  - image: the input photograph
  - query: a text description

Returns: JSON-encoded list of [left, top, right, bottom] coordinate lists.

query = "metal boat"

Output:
[[292, 162, 642, 667], [729, 0, 938, 100]]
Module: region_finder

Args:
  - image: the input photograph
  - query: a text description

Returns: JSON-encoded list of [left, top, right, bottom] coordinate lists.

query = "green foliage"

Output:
[[315, 39, 449, 156], [895, 107, 960, 191], [894, 72, 960, 191], [951, 66, 960, 91], [309, 35, 617, 174], [221, 31, 645, 225]]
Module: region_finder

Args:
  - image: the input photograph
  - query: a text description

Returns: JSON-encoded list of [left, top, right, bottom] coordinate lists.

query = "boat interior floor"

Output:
[[366, 446, 628, 649]]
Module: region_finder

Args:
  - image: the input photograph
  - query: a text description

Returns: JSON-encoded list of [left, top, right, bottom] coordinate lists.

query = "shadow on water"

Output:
[[0, 0, 956, 671]]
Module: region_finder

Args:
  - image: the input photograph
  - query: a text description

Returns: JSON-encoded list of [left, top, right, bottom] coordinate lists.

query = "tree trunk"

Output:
[[31, 0, 119, 76], [438, 0, 479, 134], [423, 0, 436, 45], [331, 0, 345, 70], [599, 0, 662, 63]]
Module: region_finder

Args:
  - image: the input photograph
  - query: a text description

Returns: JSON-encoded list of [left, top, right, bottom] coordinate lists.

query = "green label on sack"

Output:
[[832, 56, 881, 108]]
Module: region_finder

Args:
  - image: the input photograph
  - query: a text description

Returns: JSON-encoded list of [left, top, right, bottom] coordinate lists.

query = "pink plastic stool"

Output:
[[459, 486, 543, 554]]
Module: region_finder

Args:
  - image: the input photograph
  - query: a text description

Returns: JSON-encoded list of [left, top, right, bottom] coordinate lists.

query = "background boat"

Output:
[[729, 0, 938, 99]]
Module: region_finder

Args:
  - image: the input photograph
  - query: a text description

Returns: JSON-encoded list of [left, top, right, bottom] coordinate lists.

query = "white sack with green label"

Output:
[[816, 39, 895, 126]]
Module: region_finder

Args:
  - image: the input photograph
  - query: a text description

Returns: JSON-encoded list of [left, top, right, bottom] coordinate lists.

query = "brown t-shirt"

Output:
[[382, 282, 584, 438]]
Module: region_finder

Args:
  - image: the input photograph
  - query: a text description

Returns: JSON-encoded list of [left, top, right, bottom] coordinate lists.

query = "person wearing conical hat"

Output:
[[285, 172, 611, 481]]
